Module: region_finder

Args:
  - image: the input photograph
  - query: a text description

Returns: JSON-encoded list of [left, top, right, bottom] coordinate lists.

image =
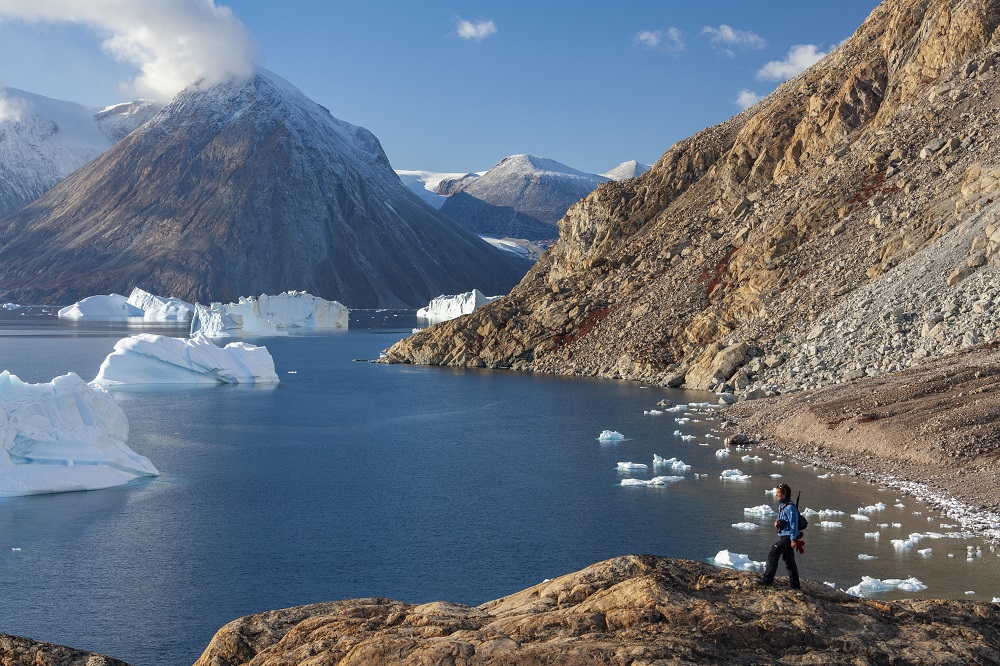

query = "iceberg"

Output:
[[732, 522, 760, 530], [621, 475, 683, 487], [0, 371, 159, 496], [616, 461, 648, 471], [597, 430, 624, 442], [744, 505, 776, 517], [58, 293, 143, 319], [416, 289, 500, 322], [189, 291, 348, 337], [126, 288, 194, 322], [720, 469, 750, 481], [711, 550, 765, 572], [91, 334, 279, 386], [845, 576, 927, 597]]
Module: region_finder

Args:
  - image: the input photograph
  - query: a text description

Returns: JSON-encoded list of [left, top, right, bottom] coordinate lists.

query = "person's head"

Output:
[[775, 483, 791, 501]]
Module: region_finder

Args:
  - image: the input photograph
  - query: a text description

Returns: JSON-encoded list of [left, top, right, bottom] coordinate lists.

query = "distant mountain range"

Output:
[[0, 88, 160, 219], [397, 158, 650, 241], [0, 71, 530, 307]]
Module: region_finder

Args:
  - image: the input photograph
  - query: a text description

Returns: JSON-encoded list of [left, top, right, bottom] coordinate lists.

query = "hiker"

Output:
[[758, 482, 802, 589]]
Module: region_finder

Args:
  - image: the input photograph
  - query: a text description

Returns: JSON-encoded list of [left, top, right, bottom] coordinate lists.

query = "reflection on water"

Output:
[[0, 309, 997, 666]]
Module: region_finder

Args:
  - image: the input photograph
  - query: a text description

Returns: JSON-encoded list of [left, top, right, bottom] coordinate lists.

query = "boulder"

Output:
[[685, 342, 750, 390]]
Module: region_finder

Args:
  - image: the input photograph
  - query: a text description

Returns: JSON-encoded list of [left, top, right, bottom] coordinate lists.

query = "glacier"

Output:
[[190, 291, 349, 337], [91, 334, 279, 386], [417, 289, 500, 323], [57, 288, 194, 322], [0, 371, 159, 496]]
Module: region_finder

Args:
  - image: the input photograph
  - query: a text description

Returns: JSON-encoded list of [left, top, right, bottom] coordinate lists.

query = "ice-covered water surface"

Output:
[[0, 308, 998, 666]]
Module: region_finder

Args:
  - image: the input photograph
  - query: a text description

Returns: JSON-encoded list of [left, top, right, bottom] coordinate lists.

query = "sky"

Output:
[[0, 1, 881, 175]]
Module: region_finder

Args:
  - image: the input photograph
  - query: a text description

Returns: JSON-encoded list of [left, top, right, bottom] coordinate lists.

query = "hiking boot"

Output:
[[756, 578, 773, 587]]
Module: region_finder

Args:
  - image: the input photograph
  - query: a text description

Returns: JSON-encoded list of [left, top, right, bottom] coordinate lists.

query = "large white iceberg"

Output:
[[845, 576, 927, 597], [416, 289, 500, 322], [91, 334, 280, 386], [57, 288, 194, 322], [711, 550, 765, 571], [0, 371, 159, 496], [190, 291, 348, 337]]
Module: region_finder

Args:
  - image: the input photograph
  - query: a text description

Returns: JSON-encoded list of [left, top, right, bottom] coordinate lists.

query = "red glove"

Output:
[[794, 539, 805, 555]]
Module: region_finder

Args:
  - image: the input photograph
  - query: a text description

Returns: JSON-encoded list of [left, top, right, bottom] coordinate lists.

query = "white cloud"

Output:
[[456, 18, 497, 42], [701, 24, 765, 54], [0, 0, 259, 102], [633, 27, 684, 52], [0, 86, 29, 122], [757, 44, 829, 82], [735, 89, 763, 110]]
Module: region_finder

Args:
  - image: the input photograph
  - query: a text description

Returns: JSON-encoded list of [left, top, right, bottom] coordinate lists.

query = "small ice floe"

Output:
[[818, 521, 844, 528], [644, 409, 664, 416], [617, 462, 648, 471], [771, 459, 785, 465], [770, 474, 783, 479], [891, 534, 924, 550], [865, 532, 880, 539], [1, 303, 20, 310], [598, 430, 625, 442], [993, 597, 1000, 603], [287, 370, 298, 374], [705, 433, 719, 439], [744, 505, 776, 517], [711, 550, 764, 572], [892, 522, 902, 528], [846, 576, 927, 597], [817, 473, 832, 479], [675, 417, 691, 424], [851, 514, 871, 521], [918, 548, 932, 556], [679, 434, 695, 442], [816, 509, 846, 518], [652, 455, 691, 472], [665, 404, 688, 413], [858, 554, 877, 560], [621, 476, 683, 487], [715, 449, 730, 458], [411, 328, 423, 333], [857, 503, 886, 514], [879, 523, 889, 528], [732, 522, 759, 530], [765, 488, 777, 497], [720, 469, 750, 481], [895, 502, 905, 508], [823, 581, 837, 588], [966, 591, 976, 596], [741, 455, 762, 462]]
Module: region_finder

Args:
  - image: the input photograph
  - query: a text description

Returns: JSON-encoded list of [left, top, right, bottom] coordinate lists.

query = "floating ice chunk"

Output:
[[0, 371, 159, 496], [2, 302, 21, 310], [823, 581, 836, 588], [715, 449, 730, 458], [851, 514, 871, 521], [846, 576, 926, 597], [680, 434, 695, 442], [126, 288, 194, 322], [818, 521, 843, 528], [652, 455, 690, 472], [917, 548, 932, 555], [993, 597, 1000, 603], [892, 522, 902, 528], [771, 460, 785, 465], [858, 554, 877, 560], [817, 473, 832, 479], [744, 505, 776, 517], [191, 291, 348, 337], [58, 294, 143, 320], [819, 509, 846, 518], [720, 469, 750, 481], [770, 474, 783, 478], [711, 550, 764, 572], [857, 503, 887, 514], [665, 405, 688, 412], [966, 591, 976, 596], [598, 430, 624, 442], [416, 289, 500, 322], [741, 455, 762, 462], [616, 462, 648, 471], [865, 532, 880, 539], [644, 409, 664, 416], [621, 475, 683, 487], [91, 334, 279, 386], [732, 522, 759, 530]]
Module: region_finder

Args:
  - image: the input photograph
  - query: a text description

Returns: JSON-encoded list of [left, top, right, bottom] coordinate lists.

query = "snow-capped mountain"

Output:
[[603, 160, 650, 181], [438, 155, 610, 241], [0, 70, 531, 307], [395, 169, 472, 209], [0, 88, 160, 218]]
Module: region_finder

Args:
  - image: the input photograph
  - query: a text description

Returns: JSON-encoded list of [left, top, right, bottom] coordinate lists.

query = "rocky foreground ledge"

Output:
[[0, 634, 128, 666], [189, 555, 999, 666]]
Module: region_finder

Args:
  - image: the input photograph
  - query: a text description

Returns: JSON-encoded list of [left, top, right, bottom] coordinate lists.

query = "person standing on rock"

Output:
[[758, 482, 801, 589]]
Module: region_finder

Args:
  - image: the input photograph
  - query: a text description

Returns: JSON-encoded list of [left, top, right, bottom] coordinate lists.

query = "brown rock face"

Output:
[[384, 0, 1000, 383], [0, 634, 130, 666], [193, 555, 1000, 665]]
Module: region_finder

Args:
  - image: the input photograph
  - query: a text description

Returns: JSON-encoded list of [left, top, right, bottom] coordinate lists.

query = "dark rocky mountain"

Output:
[[0, 88, 159, 219], [0, 71, 530, 307], [438, 154, 609, 241]]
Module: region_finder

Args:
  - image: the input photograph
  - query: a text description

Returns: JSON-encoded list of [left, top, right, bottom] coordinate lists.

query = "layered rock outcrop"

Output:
[[0, 634, 129, 666], [193, 555, 1000, 665], [384, 0, 1000, 400]]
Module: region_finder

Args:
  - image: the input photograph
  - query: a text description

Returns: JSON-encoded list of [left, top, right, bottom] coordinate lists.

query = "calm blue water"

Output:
[[1, 307, 998, 666]]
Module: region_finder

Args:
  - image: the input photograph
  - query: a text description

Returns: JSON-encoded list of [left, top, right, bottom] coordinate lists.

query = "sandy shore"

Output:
[[723, 343, 1000, 543]]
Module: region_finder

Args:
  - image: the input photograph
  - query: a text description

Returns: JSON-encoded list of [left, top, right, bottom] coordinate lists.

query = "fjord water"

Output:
[[1, 309, 998, 666]]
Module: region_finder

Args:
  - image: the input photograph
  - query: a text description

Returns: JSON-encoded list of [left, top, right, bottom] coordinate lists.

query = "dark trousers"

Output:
[[762, 535, 800, 588]]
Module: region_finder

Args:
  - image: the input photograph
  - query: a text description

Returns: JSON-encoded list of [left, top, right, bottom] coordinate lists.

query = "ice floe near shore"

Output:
[[190, 291, 348, 337], [846, 576, 927, 597], [91, 334, 279, 386], [58, 288, 194, 322], [621, 475, 684, 487], [712, 550, 764, 571], [0, 371, 159, 496], [416, 289, 500, 323]]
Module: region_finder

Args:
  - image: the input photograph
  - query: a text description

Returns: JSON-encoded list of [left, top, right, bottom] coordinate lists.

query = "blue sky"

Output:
[[0, 1, 880, 174]]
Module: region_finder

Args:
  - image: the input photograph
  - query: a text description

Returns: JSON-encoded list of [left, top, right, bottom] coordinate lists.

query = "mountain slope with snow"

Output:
[[395, 169, 472, 209], [0, 70, 530, 307], [0, 88, 159, 219], [438, 154, 609, 241], [603, 160, 651, 181]]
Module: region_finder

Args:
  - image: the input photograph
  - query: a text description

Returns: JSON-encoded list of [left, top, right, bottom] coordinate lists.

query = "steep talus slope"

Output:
[[193, 555, 1000, 665], [0, 71, 530, 307], [386, 0, 1000, 391]]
